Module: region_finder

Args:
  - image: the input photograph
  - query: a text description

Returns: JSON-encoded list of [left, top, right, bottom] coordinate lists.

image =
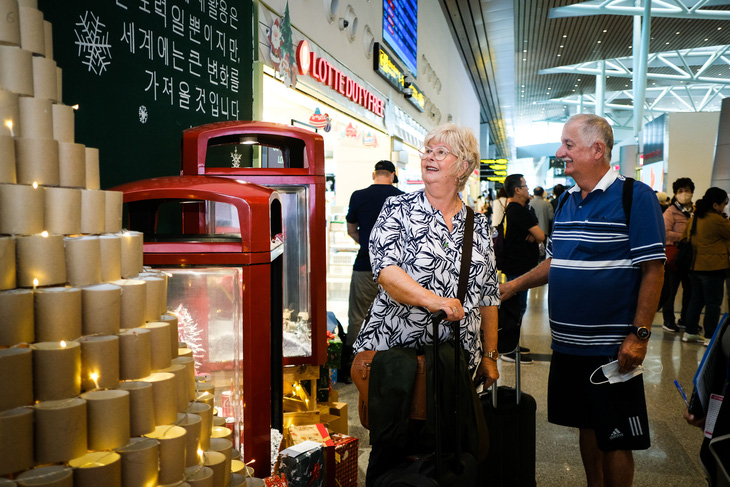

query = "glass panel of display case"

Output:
[[127, 199, 242, 239], [272, 185, 312, 358], [161, 267, 244, 447], [204, 139, 306, 169]]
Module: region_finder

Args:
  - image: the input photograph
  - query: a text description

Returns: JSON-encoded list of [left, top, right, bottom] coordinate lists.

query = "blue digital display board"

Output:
[[382, 0, 417, 76]]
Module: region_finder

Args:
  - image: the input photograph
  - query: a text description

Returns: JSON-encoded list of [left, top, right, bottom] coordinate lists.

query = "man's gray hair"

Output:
[[566, 114, 613, 161]]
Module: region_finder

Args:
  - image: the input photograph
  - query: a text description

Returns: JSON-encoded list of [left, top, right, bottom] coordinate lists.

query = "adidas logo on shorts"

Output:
[[609, 428, 624, 440]]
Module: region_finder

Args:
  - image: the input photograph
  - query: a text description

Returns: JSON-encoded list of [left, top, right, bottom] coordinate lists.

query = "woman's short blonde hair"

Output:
[[424, 123, 480, 191]]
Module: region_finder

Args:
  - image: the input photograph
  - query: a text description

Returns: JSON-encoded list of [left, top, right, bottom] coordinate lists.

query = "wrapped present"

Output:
[[326, 434, 358, 487], [289, 423, 334, 447], [325, 333, 342, 369], [263, 473, 288, 486], [276, 440, 325, 487]]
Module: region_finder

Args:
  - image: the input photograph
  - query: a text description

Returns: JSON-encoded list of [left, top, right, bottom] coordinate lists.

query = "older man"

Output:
[[501, 114, 665, 486]]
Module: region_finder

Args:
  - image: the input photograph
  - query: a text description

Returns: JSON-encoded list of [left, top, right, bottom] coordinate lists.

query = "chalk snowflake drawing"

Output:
[[74, 11, 112, 75], [138, 105, 148, 123]]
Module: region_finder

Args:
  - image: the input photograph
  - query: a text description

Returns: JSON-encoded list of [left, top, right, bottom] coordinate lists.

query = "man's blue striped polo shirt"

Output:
[[546, 170, 666, 356]]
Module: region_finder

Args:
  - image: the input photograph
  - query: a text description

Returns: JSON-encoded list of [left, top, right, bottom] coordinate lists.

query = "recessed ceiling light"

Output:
[[557, 54, 561, 57], [572, 89, 576, 92], [597, 40, 601, 44], [575, 84, 578, 87], [666, 42, 670, 45], [603, 29, 607, 33], [676, 32, 680, 35], [523, 58, 527, 61], [523, 49, 527, 52], [719, 27, 722, 30], [563, 34, 567, 38], [578, 79, 581, 81], [560, 45, 564, 48]]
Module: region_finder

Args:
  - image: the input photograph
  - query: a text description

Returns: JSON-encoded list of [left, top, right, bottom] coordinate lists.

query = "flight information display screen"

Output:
[[382, 0, 417, 75]]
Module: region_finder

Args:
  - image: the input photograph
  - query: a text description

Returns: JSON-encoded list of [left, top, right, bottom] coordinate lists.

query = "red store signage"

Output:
[[297, 40, 384, 118]]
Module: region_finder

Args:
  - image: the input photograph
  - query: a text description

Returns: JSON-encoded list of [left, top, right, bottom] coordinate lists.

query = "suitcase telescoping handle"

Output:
[[431, 310, 464, 479], [490, 345, 523, 408]]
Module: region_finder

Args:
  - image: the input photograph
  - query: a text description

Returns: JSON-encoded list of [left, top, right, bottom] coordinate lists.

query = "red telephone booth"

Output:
[[115, 175, 283, 476], [180, 121, 327, 366]]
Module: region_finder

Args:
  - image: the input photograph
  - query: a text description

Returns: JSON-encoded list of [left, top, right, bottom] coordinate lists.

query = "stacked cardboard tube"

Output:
[[0, 1, 241, 485]]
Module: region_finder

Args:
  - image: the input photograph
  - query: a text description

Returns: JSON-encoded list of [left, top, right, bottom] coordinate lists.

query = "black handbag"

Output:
[[675, 216, 698, 271]]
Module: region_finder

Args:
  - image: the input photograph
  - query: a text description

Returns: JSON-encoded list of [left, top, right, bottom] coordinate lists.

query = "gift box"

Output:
[[327, 434, 358, 487], [276, 440, 325, 487], [289, 423, 334, 447], [263, 473, 289, 486], [325, 333, 342, 370]]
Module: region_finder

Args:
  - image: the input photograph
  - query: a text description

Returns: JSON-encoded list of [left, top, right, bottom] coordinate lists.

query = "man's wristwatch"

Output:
[[484, 349, 499, 361], [630, 326, 652, 340]]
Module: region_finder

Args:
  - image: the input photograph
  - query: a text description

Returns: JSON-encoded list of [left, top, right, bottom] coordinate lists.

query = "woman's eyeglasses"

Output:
[[418, 146, 453, 161]]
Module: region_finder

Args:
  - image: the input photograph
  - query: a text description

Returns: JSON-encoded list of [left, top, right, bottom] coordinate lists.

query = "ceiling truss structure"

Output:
[[442, 0, 730, 157], [550, 0, 730, 20], [541, 45, 730, 84], [541, 0, 730, 134]]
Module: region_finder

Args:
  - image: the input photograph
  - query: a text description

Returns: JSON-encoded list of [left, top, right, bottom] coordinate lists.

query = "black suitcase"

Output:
[[480, 347, 537, 487], [373, 311, 478, 487]]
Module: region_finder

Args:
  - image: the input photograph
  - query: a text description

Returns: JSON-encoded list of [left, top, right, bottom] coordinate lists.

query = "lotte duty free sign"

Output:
[[296, 40, 384, 117]]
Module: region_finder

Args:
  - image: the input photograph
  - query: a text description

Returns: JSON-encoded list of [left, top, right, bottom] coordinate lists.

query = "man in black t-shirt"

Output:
[[501, 174, 545, 363], [340, 160, 403, 380]]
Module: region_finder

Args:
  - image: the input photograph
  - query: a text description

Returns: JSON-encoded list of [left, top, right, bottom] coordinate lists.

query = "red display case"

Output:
[[181, 121, 327, 366], [114, 175, 283, 476]]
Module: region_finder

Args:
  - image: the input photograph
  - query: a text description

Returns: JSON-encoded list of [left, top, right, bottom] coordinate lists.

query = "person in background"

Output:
[[551, 183, 566, 213], [681, 187, 730, 345], [656, 191, 671, 213], [483, 190, 494, 225], [353, 123, 500, 486], [491, 186, 508, 230], [529, 186, 554, 237], [500, 173, 545, 364], [341, 160, 403, 382], [501, 114, 665, 487], [659, 178, 694, 333]]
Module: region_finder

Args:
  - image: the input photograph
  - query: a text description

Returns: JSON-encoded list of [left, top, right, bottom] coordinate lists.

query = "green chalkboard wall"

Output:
[[38, 0, 254, 189]]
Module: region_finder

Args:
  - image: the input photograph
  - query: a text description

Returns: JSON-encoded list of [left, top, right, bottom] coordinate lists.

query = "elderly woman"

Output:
[[353, 123, 500, 485]]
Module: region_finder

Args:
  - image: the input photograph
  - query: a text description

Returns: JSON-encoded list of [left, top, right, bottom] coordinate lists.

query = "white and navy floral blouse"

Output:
[[352, 189, 501, 370]]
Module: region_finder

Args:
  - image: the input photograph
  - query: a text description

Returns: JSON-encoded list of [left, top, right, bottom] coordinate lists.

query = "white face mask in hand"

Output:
[[590, 360, 644, 385]]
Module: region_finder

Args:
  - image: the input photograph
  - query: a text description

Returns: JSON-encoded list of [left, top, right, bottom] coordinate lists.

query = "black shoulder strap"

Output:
[[555, 177, 635, 225], [623, 177, 634, 227], [457, 206, 474, 304], [555, 191, 570, 215]]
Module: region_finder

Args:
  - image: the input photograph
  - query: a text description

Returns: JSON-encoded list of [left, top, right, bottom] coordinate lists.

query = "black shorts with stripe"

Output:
[[547, 350, 650, 452]]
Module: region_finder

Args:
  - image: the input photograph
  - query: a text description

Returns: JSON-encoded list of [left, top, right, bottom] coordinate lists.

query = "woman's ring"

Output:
[[452, 307, 458, 314]]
